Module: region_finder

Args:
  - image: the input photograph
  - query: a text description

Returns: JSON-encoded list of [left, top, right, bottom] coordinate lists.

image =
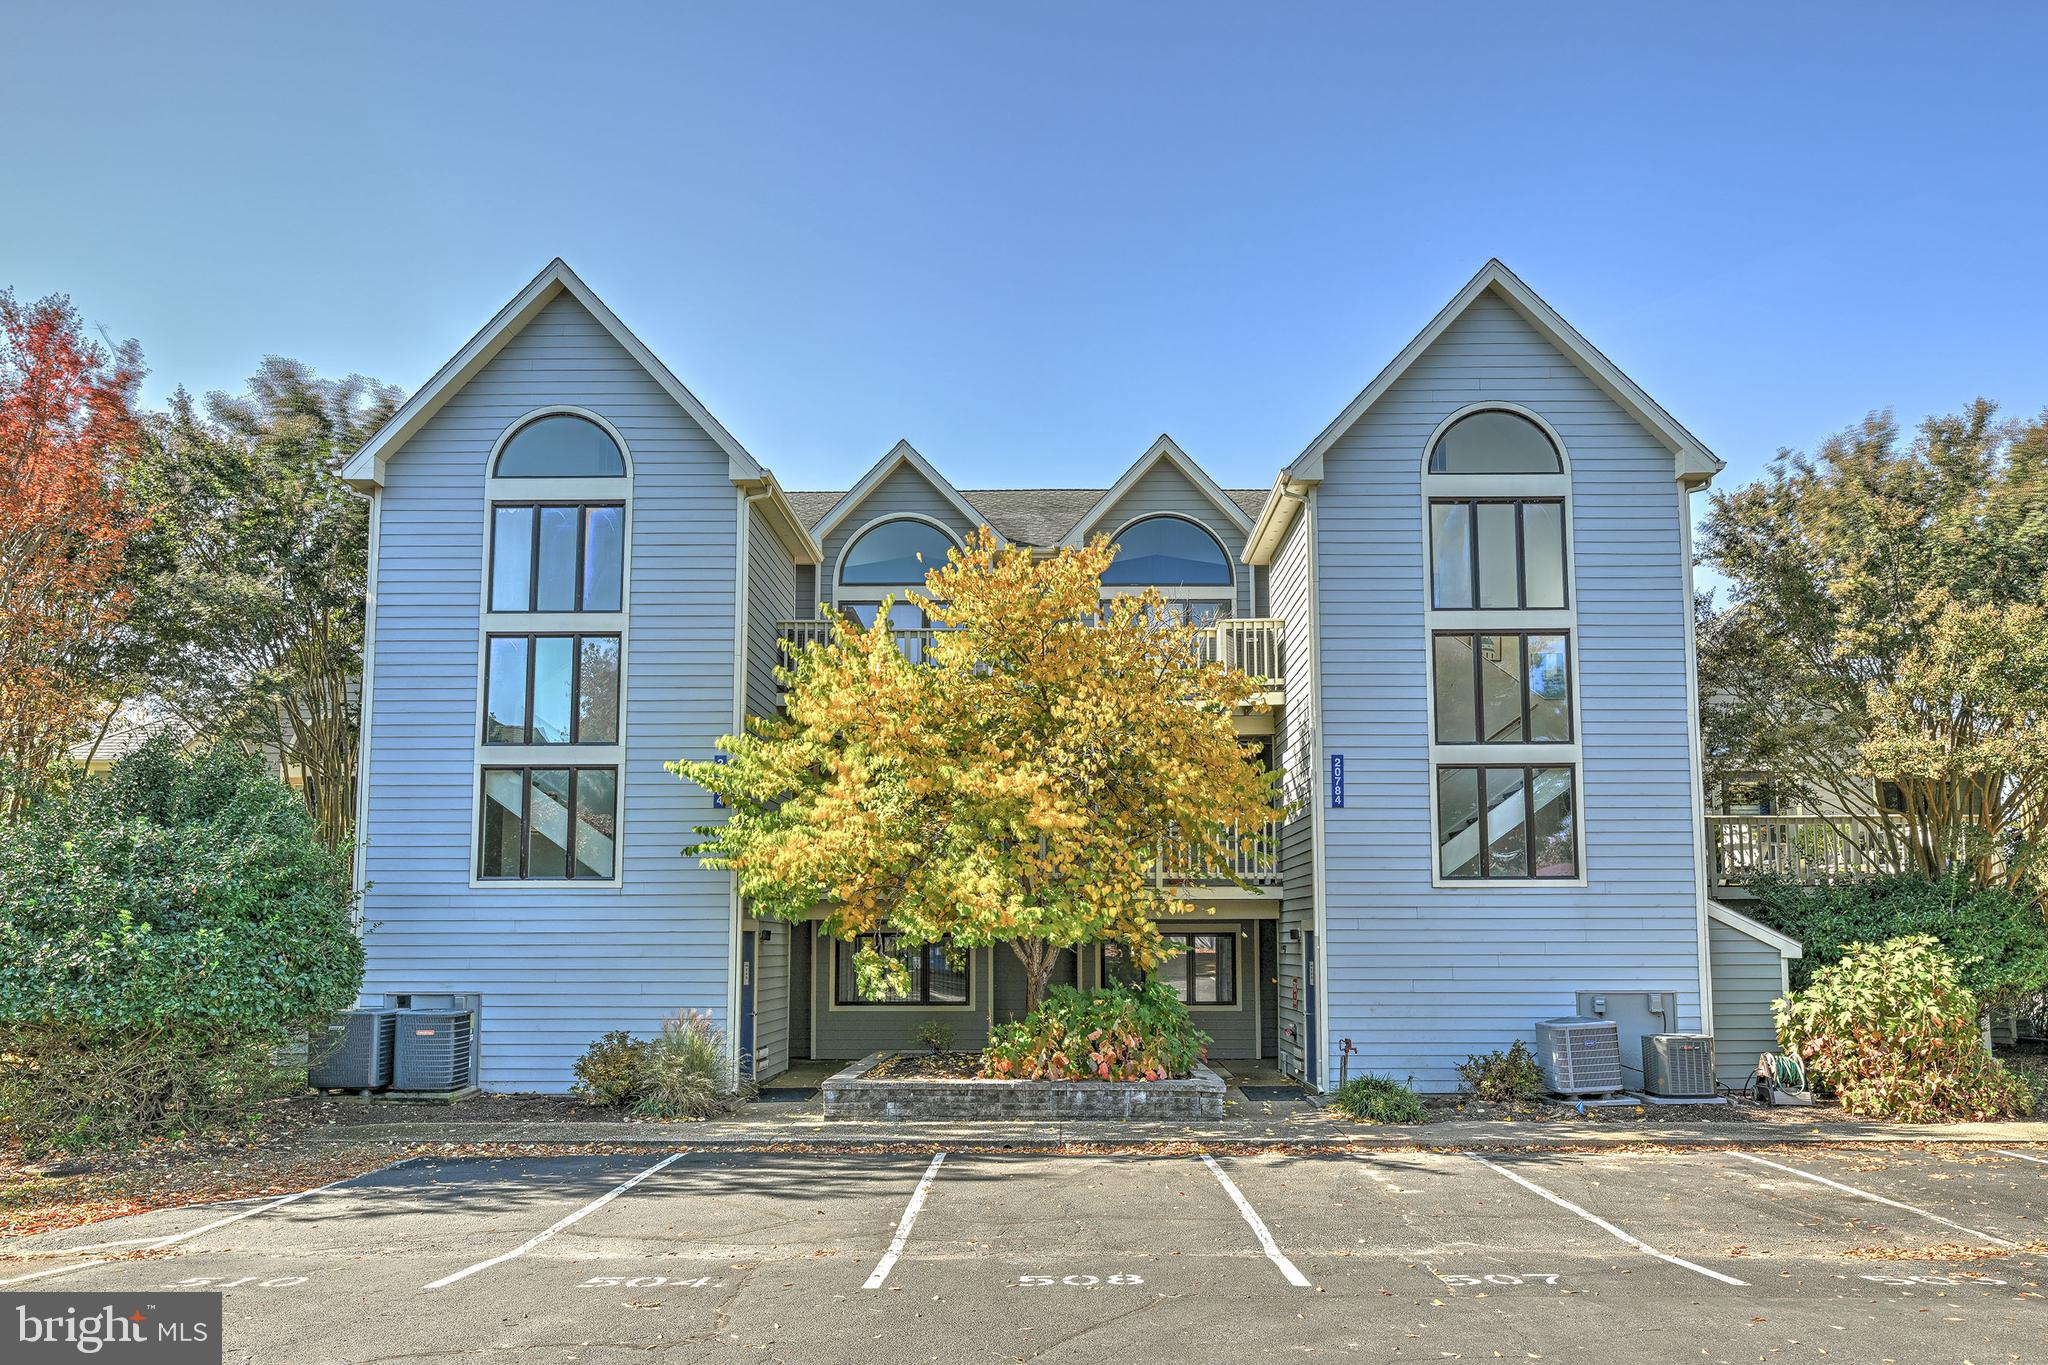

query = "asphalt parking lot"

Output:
[[4, 1145, 2045, 1363]]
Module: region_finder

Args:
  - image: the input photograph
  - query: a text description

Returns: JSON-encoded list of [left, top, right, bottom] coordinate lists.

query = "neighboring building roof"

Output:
[[65, 710, 189, 765], [783, 482, 1268, 549]]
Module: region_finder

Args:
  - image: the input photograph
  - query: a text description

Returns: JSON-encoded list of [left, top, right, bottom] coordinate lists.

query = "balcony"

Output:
[[775, 617, 1286, 690], [1154, 816, 1283, 889], [1706, 814, 1910, 893]]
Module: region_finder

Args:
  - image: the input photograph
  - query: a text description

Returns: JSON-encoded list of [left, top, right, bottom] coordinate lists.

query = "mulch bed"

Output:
[[866, 1051, 987, 1080]]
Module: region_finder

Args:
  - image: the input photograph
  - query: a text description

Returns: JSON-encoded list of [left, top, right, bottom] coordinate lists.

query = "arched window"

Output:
[[1428, 409, 1562, 475], [840, 518, 958, 585], [1101, 515, 1233, 586], [494, 413, 627, 478]]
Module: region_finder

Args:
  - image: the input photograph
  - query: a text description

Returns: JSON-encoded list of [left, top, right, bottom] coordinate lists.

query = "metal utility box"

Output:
[[1533, 1017, 1624, 1095], [1575, 990, 1680, 1088], [1642, 1033, 1717, 1098], [307, 1009, 397, 1090]]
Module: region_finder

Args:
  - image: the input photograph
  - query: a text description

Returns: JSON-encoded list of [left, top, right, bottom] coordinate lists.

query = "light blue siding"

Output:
[[1311, 289, 1706, 1092], [1708, 912, 1790, 1088], [1077, 459, 1253, 616], [1269, 508, 1317, 1081], [745, 502, 797, 722], [361, 292, 740, 1092], [747, 916, 790, 1082]]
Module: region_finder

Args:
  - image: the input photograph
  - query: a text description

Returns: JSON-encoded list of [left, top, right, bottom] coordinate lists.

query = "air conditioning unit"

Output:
[[1642, 1033, 1716, 1098], [308, 1009, 398, 1090], [395, 1009, 474, 1092], [1533, 1017, 1623, 1095]]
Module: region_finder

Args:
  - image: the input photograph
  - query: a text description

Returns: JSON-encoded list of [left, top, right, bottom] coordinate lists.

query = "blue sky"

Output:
[[7, 2, 2046, 509]]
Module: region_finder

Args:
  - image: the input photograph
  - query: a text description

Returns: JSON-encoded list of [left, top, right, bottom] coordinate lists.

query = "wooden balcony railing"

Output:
[[1155, 816, 1283, 887], [1706, 814, 1909, 889], [776, 617, 1286, 687]]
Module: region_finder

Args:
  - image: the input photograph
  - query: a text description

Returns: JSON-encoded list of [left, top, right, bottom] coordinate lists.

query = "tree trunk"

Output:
[[1011, 939, 1060, 1015]]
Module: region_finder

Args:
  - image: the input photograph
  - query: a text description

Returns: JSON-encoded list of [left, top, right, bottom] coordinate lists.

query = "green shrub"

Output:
[[1775, 934, 2033, 1122], [1750, 873, 2048, 1010], [981, 983, 1209, 1081], [572, 1030, 652, 1107], [1330, 1075, 1426, 1124], [570, 1013, 749, 1119], [0, 741, 362, 1151], [913, 1019, 955, 1053], [1455, 1040, 1547, 1103]]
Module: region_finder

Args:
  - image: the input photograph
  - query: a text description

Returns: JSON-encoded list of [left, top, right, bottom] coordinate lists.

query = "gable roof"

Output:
[[1285, 259, 1723, 488], [809, 440, 991, 545], [1059, 435, 1255, 547], [340, 258, 768, 491]]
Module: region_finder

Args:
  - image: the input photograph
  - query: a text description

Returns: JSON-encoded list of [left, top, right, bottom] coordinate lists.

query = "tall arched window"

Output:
[[494, 412, 628, 478], [840, 518, 958, 585], [1428, 409, 1562, 475], [1101, 515, 1233, 587]]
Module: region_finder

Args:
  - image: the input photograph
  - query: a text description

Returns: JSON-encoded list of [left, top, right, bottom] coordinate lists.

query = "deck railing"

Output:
[[776, 617, 1285, 687], [1155, 816, 1283, 887], [1706, 814, 1909, 889]]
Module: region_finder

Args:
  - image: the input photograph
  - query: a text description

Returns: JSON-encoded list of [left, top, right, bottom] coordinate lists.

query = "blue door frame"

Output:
[[738, 930, 756, 1080]]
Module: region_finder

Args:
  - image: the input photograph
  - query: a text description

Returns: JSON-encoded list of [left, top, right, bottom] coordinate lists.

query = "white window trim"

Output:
[[830, 511, 963, 613], [1097, 511, 1242, 609], [1420, 402, 1587, 889], [468, 406, 633, 891]]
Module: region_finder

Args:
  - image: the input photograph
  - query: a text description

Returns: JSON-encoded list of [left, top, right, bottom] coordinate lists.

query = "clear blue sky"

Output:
[[7, 2, 2045, 508]]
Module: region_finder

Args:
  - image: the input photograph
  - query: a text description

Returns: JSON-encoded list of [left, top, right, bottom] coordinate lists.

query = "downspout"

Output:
[[352, 485, 383, 931], [1678, 478, 1715, 1033], [1277, 484, 1331, 1091], [726, 485, 777, 1078]]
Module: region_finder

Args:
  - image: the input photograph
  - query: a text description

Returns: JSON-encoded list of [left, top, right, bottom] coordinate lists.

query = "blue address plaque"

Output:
[[1329, 752, 1345, 809]]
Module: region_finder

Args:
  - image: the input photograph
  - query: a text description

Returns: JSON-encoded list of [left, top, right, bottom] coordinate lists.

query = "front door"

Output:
[[738, 930, 756, 1079]]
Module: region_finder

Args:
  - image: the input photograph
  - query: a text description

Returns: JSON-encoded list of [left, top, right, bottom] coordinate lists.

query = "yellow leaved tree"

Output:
[[673, 528, 1278, 1012]]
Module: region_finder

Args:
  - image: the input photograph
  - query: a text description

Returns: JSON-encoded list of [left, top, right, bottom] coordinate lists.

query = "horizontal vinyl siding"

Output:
[[1270, 508, 1316, 1081], [820, 464, 980, 602], [1708, 917, 1789, 1088], [1314, 291, 1705, 1092], [748, 918, 789, 1082], [745, 502, 797, 722], [809, 927, 994, 1059], [361, 292, 738, 1092], [1081, 460, 1254, 616]]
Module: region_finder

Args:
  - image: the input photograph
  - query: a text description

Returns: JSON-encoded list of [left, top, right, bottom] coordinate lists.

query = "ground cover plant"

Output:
[[981, 982, 1209, 1081], [0, 740, 362, 1152], [1330, 1075, 1425, 1124]]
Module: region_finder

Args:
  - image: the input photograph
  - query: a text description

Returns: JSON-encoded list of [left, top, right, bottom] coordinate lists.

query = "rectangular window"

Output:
[[478, 765, 618, 880], [834, 934, 970, 1006], [482, 635, 621, 745], [1101, 932, 1238, 1005], [1436, 765, 1577, 880], [1432, 632, 1571, 744], [489, 504, 625, 612], [1429, 499, 1567, 610]]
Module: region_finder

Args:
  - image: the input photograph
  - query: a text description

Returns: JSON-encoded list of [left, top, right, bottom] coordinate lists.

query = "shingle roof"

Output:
[[783, 486, 1269, 548]]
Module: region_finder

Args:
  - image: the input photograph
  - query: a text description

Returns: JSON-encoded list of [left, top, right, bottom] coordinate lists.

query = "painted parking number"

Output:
[[1018, 1273, 1145, 1287], [1437, 1273, 1562, 1287], [162, 1276, 307, 1289], [1859, 1273, 2007, 1287], [580, 1275, 720, 1289]]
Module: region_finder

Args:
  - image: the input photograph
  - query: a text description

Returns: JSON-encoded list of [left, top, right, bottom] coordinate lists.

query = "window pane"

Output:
[[1531, 767, 1576, 877], [841, 602, 880, 628], [1521, 502, 1566, 609], [1214, 933, 1237, 1004], [582, 506, 623, 612], [1429, 410, 1562, 474], [1482, 767, 1530, 877], [578, 637, 620, 744], [480, 770, 524, 877], [1478, 634, 1525, 743], [527, 768, 572, 878], [1101, 942, 1144, 988], [841, 519, 957, 585], [1476, 503, 1520, 609], [1527, 634, 1570, 741], [536, 507, 580, 612], [495, 413, 625, 478], [484, 637, 529, 743], [1432, 634, 1476, 743], [1188, 935, 1222, 1003], [1100, 516, 1233, 586], [1437, 768, 1482, 878], [1153, 941, 1190, 1002], [573, 768, 617, 879], [491, 507, 534, 611], [1429, 503, 1473, 609], [528, 637, 574, 744], [925, 946, 968, 1004]]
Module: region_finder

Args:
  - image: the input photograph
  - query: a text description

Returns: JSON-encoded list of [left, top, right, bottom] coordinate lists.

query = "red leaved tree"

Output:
[[0, 290, 145, 809]]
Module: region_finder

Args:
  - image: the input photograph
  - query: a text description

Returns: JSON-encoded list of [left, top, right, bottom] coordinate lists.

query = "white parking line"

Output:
[[863, 1152, 946, 1290], [0, 1166, 401, 1289], [1465, 1154, 1749, 1287], [1730, 1152, 2018, 1249], [423, 1152, 688, 1291], [1997, 1150, 2048, 1166], [1199, 1154, 1310, 1288]]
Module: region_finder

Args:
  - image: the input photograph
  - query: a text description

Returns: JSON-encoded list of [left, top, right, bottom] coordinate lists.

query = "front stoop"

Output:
[[820, 1051, 1227, 1121]]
